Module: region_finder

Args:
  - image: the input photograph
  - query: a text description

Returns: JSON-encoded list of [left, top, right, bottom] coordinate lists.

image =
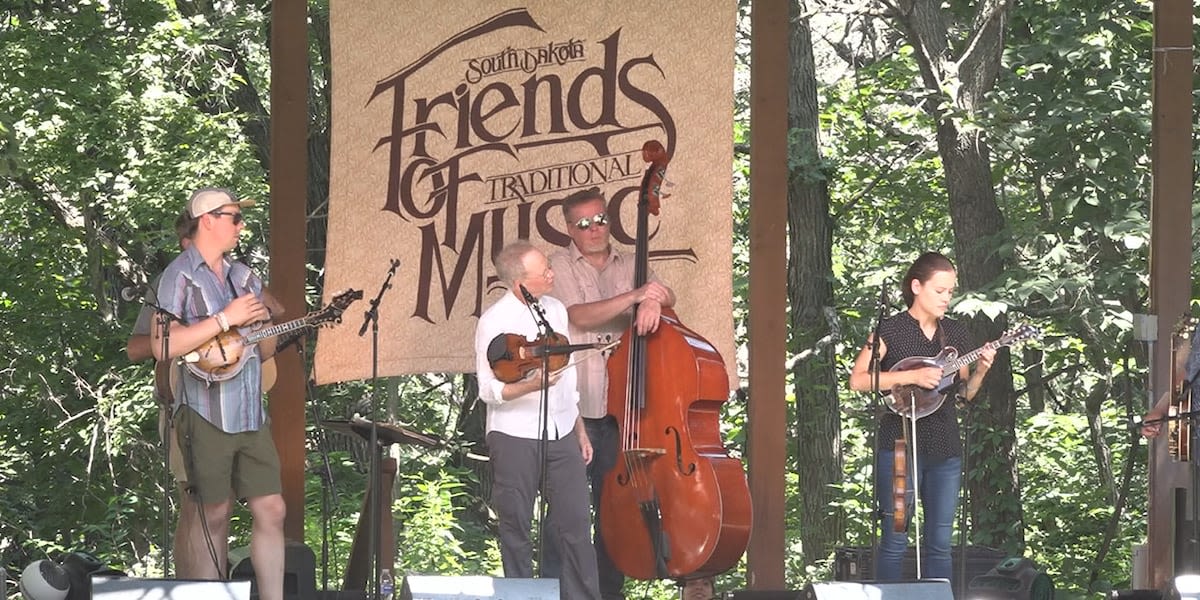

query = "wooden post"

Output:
[[1147, 0, 1193, 588], [268, 0, 309, 541], [747, 0, 790, 589]]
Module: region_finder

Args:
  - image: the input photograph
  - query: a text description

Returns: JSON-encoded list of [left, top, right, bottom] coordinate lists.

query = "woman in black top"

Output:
[[849, 252, 995, 580]]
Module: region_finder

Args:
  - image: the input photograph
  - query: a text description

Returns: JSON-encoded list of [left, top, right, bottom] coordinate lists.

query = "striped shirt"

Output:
[[156, 245, 264, 434]]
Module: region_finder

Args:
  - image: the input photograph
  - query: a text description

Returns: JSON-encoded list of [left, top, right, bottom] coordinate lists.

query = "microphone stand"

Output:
[[520, 286, 554, 576], [141, 291, 181, 578], [955, 380, 970, 597], [156, 305, 173, 578], [868, 281, 887, 575], [358, 258, 400, 600]]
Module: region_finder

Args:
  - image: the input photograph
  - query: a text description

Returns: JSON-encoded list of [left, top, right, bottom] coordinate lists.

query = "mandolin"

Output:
[[182, 289, 362, 383], [886, 324, 1040, 419], [155, 357, 278, 405], [1168, 316, 1197, 462]]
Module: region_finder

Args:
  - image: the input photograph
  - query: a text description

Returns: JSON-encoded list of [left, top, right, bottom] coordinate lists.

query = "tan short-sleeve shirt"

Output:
[[548, 243, 664, 418]]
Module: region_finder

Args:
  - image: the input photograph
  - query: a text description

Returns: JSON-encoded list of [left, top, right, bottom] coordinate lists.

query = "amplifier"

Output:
[[833, 546, 1007, 597]]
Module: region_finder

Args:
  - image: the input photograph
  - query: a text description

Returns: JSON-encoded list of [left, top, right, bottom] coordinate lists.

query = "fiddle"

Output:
[[486, 332, 613, 383], [892, 436, 907, 532]]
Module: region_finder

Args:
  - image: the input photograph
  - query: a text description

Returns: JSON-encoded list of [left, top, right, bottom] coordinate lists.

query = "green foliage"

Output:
[[395, 472, 495, 575], [1019, 408, 1147, 592]]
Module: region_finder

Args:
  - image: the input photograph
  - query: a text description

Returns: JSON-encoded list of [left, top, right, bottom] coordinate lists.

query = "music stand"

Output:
[[321, 417, 439, 591]]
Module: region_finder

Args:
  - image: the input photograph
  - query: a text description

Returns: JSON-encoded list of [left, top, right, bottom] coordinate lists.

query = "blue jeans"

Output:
[[875, 450, 961, 580]]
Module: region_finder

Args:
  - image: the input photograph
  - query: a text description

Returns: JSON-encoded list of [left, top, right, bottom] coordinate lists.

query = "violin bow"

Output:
[[549, 340, 622, 378]]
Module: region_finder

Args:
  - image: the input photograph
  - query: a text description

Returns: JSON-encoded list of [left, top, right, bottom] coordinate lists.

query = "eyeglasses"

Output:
[[210, 211, 245, 225], [573, 212, 608, 231]]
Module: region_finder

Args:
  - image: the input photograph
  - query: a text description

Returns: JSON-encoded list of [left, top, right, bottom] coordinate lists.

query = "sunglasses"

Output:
[[574, 212, 608, 231], [210, 210, 245, 225]]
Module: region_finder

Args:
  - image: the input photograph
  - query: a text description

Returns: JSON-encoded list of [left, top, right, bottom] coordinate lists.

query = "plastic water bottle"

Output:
[[380, 568, 395, 600]]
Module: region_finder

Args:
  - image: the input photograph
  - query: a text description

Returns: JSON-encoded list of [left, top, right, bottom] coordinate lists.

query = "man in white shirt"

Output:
[[474, 240, 600, 600]]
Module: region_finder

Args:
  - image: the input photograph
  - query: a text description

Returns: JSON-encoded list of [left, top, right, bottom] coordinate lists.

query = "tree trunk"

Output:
[[897, 0, 1023, 550], [788, 0, 843, 566]]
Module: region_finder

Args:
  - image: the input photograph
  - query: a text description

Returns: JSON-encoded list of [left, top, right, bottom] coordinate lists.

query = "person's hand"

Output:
[[1141, 412, 1165, 438], [634, 300, 663, 335], [978, 347, 997, 372], [223, 293, 270, 327], [578, 431, 593, 464], [519, 367, 562, 392], [909, 366, 943, 389], [636, 281, 671, 305]]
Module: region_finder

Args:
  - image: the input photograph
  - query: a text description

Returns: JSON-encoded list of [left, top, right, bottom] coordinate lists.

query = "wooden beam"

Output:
[[1147, 0, 1193, 588], [268, 0, 309, 541], [747, 0, 790, 589]]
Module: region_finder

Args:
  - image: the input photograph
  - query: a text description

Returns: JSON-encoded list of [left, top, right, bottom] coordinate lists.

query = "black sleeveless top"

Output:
[[876, 312, 972, 461]]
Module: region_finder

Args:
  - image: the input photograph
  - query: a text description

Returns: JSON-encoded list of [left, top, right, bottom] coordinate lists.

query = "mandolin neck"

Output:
[[243, 318, 310, 345], [943, 339, 1007, 375]]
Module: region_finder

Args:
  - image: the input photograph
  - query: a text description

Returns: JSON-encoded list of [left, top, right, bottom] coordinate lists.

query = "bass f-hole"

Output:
[[665, 426, 697, 476]]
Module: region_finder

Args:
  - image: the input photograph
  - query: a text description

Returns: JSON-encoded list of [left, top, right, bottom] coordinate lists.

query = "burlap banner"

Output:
[[314, 1, 736, 385]]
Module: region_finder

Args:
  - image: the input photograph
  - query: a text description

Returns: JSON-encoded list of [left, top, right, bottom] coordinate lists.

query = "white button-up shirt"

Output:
[[474, 290, 580, 440]]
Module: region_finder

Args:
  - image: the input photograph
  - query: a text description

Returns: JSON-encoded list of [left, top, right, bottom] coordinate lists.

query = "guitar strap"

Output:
[[225, 269, 240, 299]]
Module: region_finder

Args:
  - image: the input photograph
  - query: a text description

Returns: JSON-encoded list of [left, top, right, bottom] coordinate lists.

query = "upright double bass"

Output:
[[598, 141, 752, 580]]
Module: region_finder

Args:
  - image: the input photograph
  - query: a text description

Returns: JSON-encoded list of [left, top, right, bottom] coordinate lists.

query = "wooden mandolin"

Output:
[[181, 289, 361, 383], [886, 324, 1040, 419]]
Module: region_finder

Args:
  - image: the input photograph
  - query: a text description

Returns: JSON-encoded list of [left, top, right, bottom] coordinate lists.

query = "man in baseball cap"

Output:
[[186, 187, 255, 219], [151, 186, 284, 600]]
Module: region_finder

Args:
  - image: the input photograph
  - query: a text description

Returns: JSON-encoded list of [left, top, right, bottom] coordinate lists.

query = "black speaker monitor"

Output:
[[228, 540, 317, 600]]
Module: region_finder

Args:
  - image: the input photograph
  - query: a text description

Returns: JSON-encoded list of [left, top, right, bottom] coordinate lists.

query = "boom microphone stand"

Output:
[[155, 306, 174, 577], [957, 382, 972, 597], [358, 258, 400, 600], [519, 285, 554, 574]]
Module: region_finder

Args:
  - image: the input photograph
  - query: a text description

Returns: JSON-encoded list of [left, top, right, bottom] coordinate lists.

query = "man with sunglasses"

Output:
[[150, 187, 285, 600], [544, 187, 675, 599], [127, 208, 287, 580]]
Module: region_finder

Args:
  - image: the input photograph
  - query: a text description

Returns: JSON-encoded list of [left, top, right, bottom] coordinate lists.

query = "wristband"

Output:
[[215, 311, 230, 333]]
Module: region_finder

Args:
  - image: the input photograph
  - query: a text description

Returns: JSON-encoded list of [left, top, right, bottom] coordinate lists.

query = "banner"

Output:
[[315, 1, 737, 385]]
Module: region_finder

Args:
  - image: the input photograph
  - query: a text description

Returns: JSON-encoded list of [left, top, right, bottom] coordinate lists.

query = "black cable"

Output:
[[299, 336, 341, 592], [179, 399, 224, 579]]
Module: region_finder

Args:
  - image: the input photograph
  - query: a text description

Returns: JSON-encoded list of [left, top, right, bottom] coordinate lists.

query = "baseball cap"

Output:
[[186, 187, 256, 218]]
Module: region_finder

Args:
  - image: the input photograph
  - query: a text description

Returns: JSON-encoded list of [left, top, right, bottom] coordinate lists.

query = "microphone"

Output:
[[121, 283, 149, 302], [518, 284, 536, 305], [518, 283, 556, 335]]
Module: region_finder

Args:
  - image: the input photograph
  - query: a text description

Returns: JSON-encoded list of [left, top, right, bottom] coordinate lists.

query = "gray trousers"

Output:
[[488, 429, 600, 600], [541, 416, 624, 599]]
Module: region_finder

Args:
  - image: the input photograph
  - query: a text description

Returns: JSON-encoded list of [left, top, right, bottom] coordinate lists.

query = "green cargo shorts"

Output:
[[173, 406, 282, 503]]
